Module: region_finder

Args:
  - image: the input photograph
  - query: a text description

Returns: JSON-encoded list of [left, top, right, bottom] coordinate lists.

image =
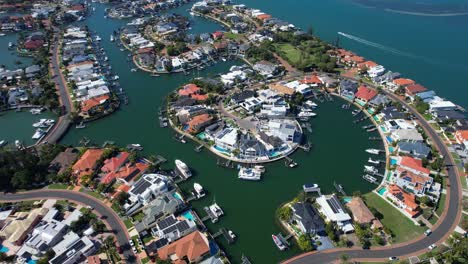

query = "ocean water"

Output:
[[241, 0, 468, 108]]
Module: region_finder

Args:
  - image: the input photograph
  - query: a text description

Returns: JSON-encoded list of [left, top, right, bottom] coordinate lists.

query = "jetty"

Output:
[[285, 157, 298, 168], [298, 143, 311, 152], [241, 255, 252, 264], [217, 159, 235, 169], [102, 141, 115, 147], [353, 115, 370, 124], [333, 181, 346, 196], [194, 144, 204, 152], [173, 134, 186, 143], [212, 228, 235, 244]]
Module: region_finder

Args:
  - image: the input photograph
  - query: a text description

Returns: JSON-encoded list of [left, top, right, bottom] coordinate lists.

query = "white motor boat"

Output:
[[228, 230, 236, 239], [15, 140, 22, 149], [238, 167, 261, 181], [110, 35, 115, 42], [365, 148, 381, 155], [193, 183, 205, 198], [44, 119, 55, 126], [95, 35, 101, 41], [272, 234, 287, 251], [30, 108, 42, 115], [0, 140, 7, 147], [304, 100, 318, 108], [364, 165, 378, 173], [32, 129, 45, 140], [368, 158, 380, 165], [303, 183, 319, 193], [131, 68, 137, 72], [298, 111, 317, 118], [209, 203, 224, 217], [0, 33, 6, 37], [175, 159, 192, 179], [33, 119, 48, 128]]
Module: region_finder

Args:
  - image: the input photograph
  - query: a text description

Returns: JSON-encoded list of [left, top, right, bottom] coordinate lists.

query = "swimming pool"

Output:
[[377, 187, 387, 196], [214, 145, 230, 154], [389, 147, 394, 153], [197, 132, 207, 140], [181, 210, 195, 221], [390, 158, 398, 165], [380, 126, 387, 132], [27, 259, 36, 264], [0, 245, 9, 253], [386, 136, 393, 143], [173, 192, 183, 201], [342, 197, 352, 204]]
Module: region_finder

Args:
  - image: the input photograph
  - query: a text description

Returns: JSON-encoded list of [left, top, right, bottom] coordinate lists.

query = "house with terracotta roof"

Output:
[[80, 94, 110, 116], [157, 231, 210, 264], [393, 168, 433, 196], [398, 156, 430, 177], [300, 74, 322, 87], [211, 31, 224, 40], [268, 83, 295, 96], [342, 55, 365, 67], [178, 84, 208, 102], [386, 184, 421, 218], [455, 130, 468, 151], [256, 13, 271, 21], [354, 85, 377, 106], [101, 162, 149, 185], [72, 149, 105, 181], [357, 61, 378, 70], [111, 184, 131, 200], [345, 197, 383, 229], [101, 152, 130, 174], [186, 114, 214, 134], [387, 78, 415, 92], [405, 84, 427, 99]]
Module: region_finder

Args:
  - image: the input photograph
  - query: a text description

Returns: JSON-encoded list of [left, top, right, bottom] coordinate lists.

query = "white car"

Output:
[[428, 244, 437, 250], [424, 229, 432, 236], [388, 256, 399, 261]]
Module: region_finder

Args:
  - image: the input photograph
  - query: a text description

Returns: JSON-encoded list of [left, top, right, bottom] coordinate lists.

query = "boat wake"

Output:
[[337, 32, 418, 59]]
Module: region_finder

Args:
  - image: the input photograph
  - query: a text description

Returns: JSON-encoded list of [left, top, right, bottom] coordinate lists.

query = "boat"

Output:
[[33, 119, 48, 128], [304, 100, 318, 108], [254, 165, 265, 173], [0, 33, 6, 37], [32, 129, 45, 140], [298, 111, 317, 118], [175, 159, 192, 179], [8, 41, 14, 49], [364, 165, 378, 173], [44, 119, 55, 126], [131, 68, 137, 72], [365, 148, 381, 155], [352, 109, 360, 115], [30, 108, 43, 115], [368, 158, 380, 165], [209, 203, 224, 217], [110, 34, 115, 42], [288, 161, 298, 168], [303, 183, 319, 192], [95, 35, 101, 41], [363, 174, 378, 184], [238, 167, 261, 181], [221, 58, 227, 62], [120, 48, 124, 51], [151, 73, 160, 77], [272, 234, 287, 251], [0, 140, 7, 147], [15, 140, 22, 149], [193, 183, 205, 198], [113, 75, 120, 80], [228, 230, 236, 240], [76, 122, 86, 129]]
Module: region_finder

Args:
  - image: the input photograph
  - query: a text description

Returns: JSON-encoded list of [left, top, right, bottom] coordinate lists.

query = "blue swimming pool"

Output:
[[197, 132, 207, 140], [377, 187, 387, 196], [181, 210, 195, 221], [27, 259, 36, 264], [390, 158, 398, 165], [0, 245, 9, 253], [386, 136, 393, 143], [214, 145, 230, 154], [342, 197, 352, 204], [173, 192, 183, 201]]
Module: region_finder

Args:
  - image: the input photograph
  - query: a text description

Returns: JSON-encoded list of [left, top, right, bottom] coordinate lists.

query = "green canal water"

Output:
[[3, 0, 464, 262]]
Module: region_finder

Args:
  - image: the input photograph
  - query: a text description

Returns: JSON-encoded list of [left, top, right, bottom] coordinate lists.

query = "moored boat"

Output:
[[0, 140, 7, 147], [175, 159, 192, 179], [193, 183, 205, 198], [238, 167, 261, 181], [365, 148, 381, 155], [272, 234, 287, 251]]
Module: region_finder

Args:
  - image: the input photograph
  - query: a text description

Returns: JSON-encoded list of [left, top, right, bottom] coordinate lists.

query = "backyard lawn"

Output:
[[364, 192, 425, 243], [48, 183, 69, 189], [435, 193, 446, 216], [274, 43, 301, 64]]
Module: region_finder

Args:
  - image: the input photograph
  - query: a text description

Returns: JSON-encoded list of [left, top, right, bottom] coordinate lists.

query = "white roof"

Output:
[[316, 195, 352, 223]]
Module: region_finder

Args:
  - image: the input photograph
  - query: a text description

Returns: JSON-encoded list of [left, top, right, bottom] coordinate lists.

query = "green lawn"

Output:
[[80, 189, 105, 200], [48, 183, 68, 189], [274, 43, 301, 63], [224, 32, 244, 40], [435, 193, 446, 216], [364, 192, 425, 243], [124, 219, 133, 229]]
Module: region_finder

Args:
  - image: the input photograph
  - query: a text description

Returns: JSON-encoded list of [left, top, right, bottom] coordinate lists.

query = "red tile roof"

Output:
[[405, 84, 427, 96], [455, 130, 468, 143], [157, 231, 209, 263], [102, 162, 149, 184], [301, 74, 322, 85], [399, 156, 430, 176], [257, 14, 271, 21], [212, 31, 224, 39], [355, 85, 377, 101], [388, 184, 420, 216], [396, 168, 432, 192], [24, 39, 44, 50], [81, 95, 110, 113], [344, 55, 365, 64], [358, 60, 378, 69], [101, 152, 130, 173], [336, 48, 354, 58], [393, 78, 415, 86], [72, 149, 104, 179], [186, 114, 213, 134], [178, 84, 201, 96]]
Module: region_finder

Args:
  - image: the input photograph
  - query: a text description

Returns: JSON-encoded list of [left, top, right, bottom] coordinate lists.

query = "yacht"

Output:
[[8, 42, 14, 49], [254, 165, 265, 173], [364, 165, 378, 173], [32, 129, 45, 140], [15, 140, 22, 149], [76, 122, 86, 129], [193, 183, 205, 198], [110, 34, 115, 42], [228, 230, 236, 240], [272, 234, 287, 251], [303, 183, 319, 193], [0, 33, 6, 37], [95, 35, 101, 41], [365, 148, 381, 155], [368, 158, 380, 165], [30, 108, 43, 115], [0, 140, 7, 147], [304, 100, 318, 108], [238, 167, 261, 181], [113, 75, 120, 80], [175, 159, 192, 179], [44, 119, 55, 126], [209, 203, 224, 218], [131, 68, 137, 72], [298, 111, 317, 118], [127, 144, 143, 151], [33, 119, 48, 128]]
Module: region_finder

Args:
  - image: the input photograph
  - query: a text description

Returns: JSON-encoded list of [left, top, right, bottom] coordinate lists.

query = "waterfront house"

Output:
[[238, 133, 268, 160], [387, 78, 415, 92], [151, 214, 197, 243], [186, 114, 214, 134], [368, 93, 390, 108], [80, 94, 110, 117], [373, 71, 400, 84], [72, 148, 104, 182], [393, 168, 433, 197], [260, 104, 288, 119], [345, 198, 382, 230], [397, 141, 431, 159], [405, 84, 427, 100], [391, 128, 424, 142], [230, 90, 256, 105], [367, 65, 386, 78], [428, 97, 457, 112], [134, 193, 186, 234], [415, 90, 437, 103], [386, 184, 421, 218], [102, 162, 149, 185], [455, 130, 468, 150], [257, 89, 284, 105], [318, 75, 339, 88], [49, 148, 79, 175], [253, 60, 280, 79], [316, 194, 354, 233], [354, 85, 377, 106], [398, 156, 430, 177], [383, 119, 416, 132], [268, 82, 295, 97], [178, 83, 208, 101], [339, 79, 359, 100], [157, 231, 210, 264], [257, 132, 287, 155], [380, 106, 407, 121], [127, 174, 170, 207], [214, 127, 239, 152], [300, 74, 322, 87], [291, 202, 325, 235], [101, 151, 130, 174], [267, 119, 301, 144]]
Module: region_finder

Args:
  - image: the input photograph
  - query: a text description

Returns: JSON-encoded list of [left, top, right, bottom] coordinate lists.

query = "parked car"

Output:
[[428, 244, 437, 250], [424, 229, 432, 236], [388, 256, 399, 261]]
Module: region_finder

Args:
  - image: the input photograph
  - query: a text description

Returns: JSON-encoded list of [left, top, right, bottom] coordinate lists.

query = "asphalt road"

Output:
[[284, 86, 462, 263], [0, 190, 137, 263], [40, 28, 72, 144]]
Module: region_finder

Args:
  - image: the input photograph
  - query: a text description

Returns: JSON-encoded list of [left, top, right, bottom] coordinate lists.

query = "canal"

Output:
[[57, 3, 380, 263]]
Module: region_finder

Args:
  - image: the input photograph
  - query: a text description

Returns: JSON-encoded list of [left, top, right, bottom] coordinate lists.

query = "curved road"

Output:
[[283, 84, 462, 263], [0, 190, 137, 263]]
